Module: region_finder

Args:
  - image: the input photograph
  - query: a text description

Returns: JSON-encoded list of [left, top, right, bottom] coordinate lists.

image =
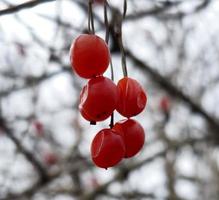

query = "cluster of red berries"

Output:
[[70, 34, 147, 169]]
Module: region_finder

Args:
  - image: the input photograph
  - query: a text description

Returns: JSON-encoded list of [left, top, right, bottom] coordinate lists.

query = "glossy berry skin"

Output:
[[116, 77, 147, 118], [113, 119, 145, 158], [79, 76, 118, 122], [91, 129, 125, 168], [70, 34, 110, 79]]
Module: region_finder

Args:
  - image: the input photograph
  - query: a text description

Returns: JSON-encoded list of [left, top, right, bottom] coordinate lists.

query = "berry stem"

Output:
[[104, 0, 110, 43], [104, 1, 115, 128], [88, 0, 95, 34], [113, 1, 128, 77], [109, 59, 114, 128], [118, 35, 128, 77], [123, 0, 127, 19], [120, 0, 128, 77]]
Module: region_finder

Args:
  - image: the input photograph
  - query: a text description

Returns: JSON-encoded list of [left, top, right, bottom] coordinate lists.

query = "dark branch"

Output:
[[126, 50, 219, 132], [0, 117, 49, 184], [0, 0, 56, 16]]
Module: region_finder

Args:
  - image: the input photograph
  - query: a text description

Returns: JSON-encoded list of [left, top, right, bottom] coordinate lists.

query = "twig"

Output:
[[0, 117, 49, 183], [0, 0, 56, 16], [126, 49, 219, 132]]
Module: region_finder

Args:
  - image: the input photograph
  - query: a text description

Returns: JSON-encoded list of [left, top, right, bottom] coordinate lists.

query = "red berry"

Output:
[[116, 77, 147, 118], [113, 119, 145, 158], [160, 96, 170, 113], [33, 121, 44, 136], [91, 129, 125, 168], [70, 34, 110, 79], [44, 153, 58, 166], [79, 76, 118, 122], [90, 176, 99, 188]]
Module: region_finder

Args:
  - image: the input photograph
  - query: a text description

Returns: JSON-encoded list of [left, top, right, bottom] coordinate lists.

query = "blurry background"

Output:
[[0, 0, 219, 199]]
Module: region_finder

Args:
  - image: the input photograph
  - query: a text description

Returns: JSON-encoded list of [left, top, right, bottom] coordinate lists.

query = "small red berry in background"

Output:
[[70, 34, 110, 79], [91, 129, 125, 169], [90, 176, 99, 188], [116, 77, 147, 118], [113, 119, 145, 158], [33, 121, 44, 136], [15, 42, 26, 57], [160, 96, 171, 113], [79, 76, 118, 122], [43, 152, 58, 166]]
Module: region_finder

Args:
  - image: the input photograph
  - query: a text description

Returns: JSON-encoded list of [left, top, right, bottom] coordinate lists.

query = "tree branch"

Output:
[[0, 0, 56, 16], [0, 117, 49, 185], [126, 49, 219, 132]]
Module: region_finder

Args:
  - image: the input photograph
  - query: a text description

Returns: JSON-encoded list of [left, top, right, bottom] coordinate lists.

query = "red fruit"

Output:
[[116, 77, 147, 118], [91, 129, 125, 168], [70, 34, 110, 79], [44, 153, 58, 166], [90, 176, 99, 188], [113, 119, 145, 158], [33, 121, 44, 136], [160, 96, 170, 113], [79, 76, 118, 122]]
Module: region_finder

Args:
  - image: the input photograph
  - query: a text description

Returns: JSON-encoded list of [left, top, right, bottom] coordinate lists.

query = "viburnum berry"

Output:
[[33, 121, 44, 136], [91, 129, 125, 168], [70, 34, 110, 79], [116, 77, 147, 118], [43, 152, 58, 166], [79, 76, 118, 122], [113, 119, 145, 158], [160, 96, 170, 113]]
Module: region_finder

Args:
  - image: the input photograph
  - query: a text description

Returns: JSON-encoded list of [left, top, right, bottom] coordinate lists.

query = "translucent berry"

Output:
[[79, 76, 118, 122], [116, 77, 147, 118], [113, 119, 145, 158], [70, 34, 110, 79], [91, 129, 125, 168]]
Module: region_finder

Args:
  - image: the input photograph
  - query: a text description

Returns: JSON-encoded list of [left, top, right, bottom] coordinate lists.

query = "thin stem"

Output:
[[109, 59, 114, 129], [109, 58, 114, 81], [90, 2, 95, 33], [112, 2, 128, 77], [118, 35, 128, 77], [88, 0, 95, 34], [104, 0, 109, 43], [104, 0, 114, 128], [123, 0, 127, 18], [88, 1, 91, 33], [120, 0, 128, 77]]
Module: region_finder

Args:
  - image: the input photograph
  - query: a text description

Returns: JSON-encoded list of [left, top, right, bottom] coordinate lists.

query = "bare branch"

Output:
[[126, 50, 219, 132], [0, 0, 56, 16]]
